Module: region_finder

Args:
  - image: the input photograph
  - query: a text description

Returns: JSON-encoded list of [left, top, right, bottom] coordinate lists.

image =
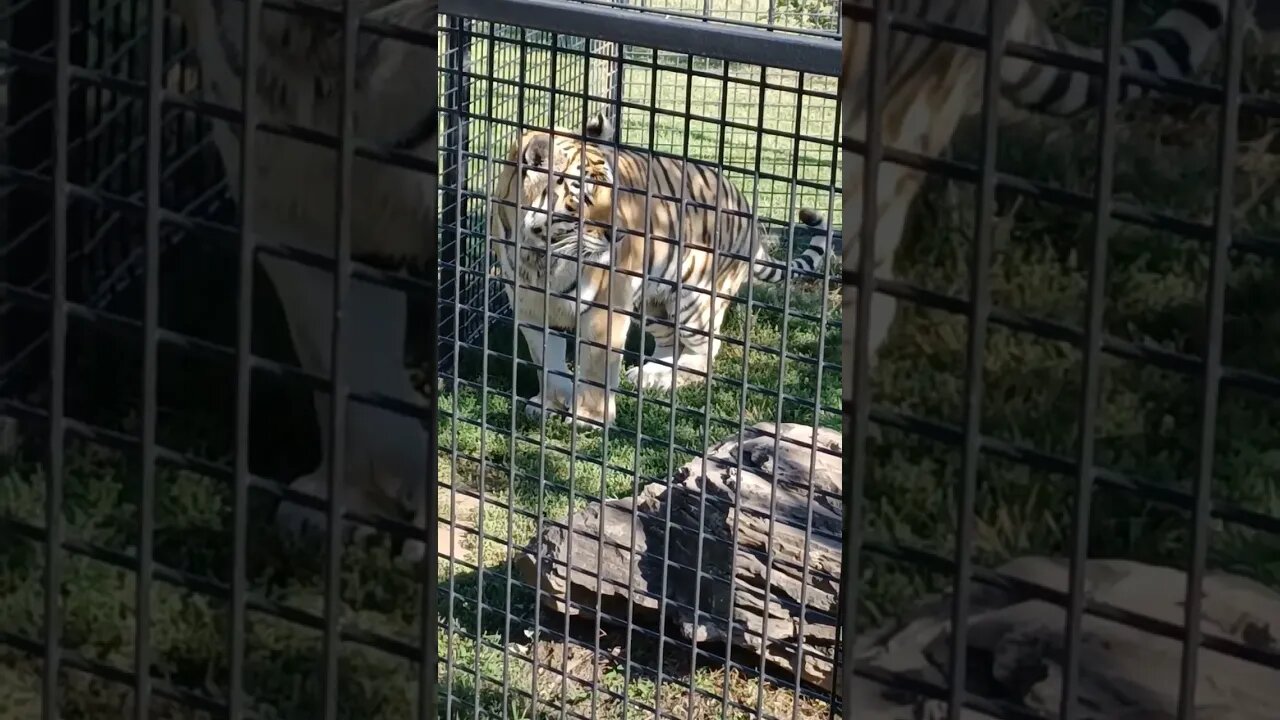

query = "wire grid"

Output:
[[0, 0, 1276, 717], [439, 16, 621, 372], [0, 0, 227, 408], [438, 5, 841, 718], [439, 12, 842, 378], [0, 0, 440, 717], [840, 1, 1280, 719]]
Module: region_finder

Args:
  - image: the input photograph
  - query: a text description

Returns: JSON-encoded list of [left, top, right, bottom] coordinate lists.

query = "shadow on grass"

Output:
[[439, 554, 836, 720]]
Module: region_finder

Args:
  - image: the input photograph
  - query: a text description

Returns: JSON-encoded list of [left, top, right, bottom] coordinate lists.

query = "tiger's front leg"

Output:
[[560, 285, 633, 429], [511, 283, 577, 424], [519, 323, 577, 424], [520, 272, 635, 430], [264, 254, 429, 564]]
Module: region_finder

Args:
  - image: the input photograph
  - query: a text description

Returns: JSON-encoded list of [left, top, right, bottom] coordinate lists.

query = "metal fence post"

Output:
[[440, 14, 471, 375]]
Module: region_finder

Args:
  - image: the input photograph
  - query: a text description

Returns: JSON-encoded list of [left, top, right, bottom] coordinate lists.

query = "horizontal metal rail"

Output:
[[441, 0, 840, 76], [561, 0, 842, 39]]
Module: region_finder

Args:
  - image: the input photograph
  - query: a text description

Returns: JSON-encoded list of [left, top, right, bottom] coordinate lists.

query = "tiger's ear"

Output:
[[523, 133, 551, 167], [585, 111, 615, 142]]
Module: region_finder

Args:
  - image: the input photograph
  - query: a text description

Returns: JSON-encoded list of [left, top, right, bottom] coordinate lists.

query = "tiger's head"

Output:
[[504, 112, 616, 241]]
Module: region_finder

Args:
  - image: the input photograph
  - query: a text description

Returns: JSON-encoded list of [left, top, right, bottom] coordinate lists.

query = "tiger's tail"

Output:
[[1003, 0, 1231, 117], [751, 208, 832, 284]]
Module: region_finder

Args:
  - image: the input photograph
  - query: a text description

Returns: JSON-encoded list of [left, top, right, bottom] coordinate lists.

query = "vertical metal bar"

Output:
[[648, 44, 681, 711], [523, 21, 556, 713], [791, 76, 842, 720], [582, 43, 613, 720], [472, 21, 491, 718], [43, 0, 71, 712], [599, 90, 628, 720], [1059, 0, 1123, 717], [417, 9, 441, 717], [761, 66, 833, 720], [323, 1, 360, 717], [1176, 0, 1243, 716], [676, 54, 701, 720], [499, 14, 521, 718], [839, 0, 887, 708], [749, 63, 792, 720], [947, 1, 1004, 716], [134, 0, 165, 714], [491, 23, 527, 717], [602, 61, 621, 720], [230, 0, 260, 714], [621, 46, 658, 720], [440, 15, 470, 371], [443, 15, 471, 720], [548, 39, 579, 720]]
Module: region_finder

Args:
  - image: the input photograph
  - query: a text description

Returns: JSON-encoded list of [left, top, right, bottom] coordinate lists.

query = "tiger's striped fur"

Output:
[[840, 0, 1233, 402], [491, 113, 832, 427], [172, 0, 437, 559]]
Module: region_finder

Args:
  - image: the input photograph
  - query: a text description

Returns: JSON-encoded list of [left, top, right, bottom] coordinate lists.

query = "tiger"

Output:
[[490, 111, 834, 428], [171, 0, 437, 560], [840, 0, 1237, 403]]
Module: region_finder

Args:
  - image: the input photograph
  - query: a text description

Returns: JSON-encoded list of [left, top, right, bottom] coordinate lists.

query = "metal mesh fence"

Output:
[[566, 0, 840, 36], [438, 1, 842, 715], [439, 15, 622, 371], [0, 0, 223, 410], [841, 0, 1280, 718], [2, 0, 1280, 718], [0, 0, 440, 717]]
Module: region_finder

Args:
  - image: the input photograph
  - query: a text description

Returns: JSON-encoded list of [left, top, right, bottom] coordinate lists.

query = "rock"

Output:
[[515, 422, 1280, 718]]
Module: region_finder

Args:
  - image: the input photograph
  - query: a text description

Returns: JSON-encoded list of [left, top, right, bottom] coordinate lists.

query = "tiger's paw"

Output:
[[522, 394, 566, 424], [523, 374, 582, 427], [523, 373, 574, 422], [522, 376, 612, 430], [624, 361, 705, 393], [275, 472, 330, 543], [625, 362, 671, 391], [275, 472, 382, 549]]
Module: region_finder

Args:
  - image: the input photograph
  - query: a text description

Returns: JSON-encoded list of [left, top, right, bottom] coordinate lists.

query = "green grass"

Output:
[[3, 2, 1280, 719]]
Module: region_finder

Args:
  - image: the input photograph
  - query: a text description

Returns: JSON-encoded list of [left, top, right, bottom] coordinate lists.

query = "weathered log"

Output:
[[516, 422, 1280, 718], [515, 422, 843, 687]]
